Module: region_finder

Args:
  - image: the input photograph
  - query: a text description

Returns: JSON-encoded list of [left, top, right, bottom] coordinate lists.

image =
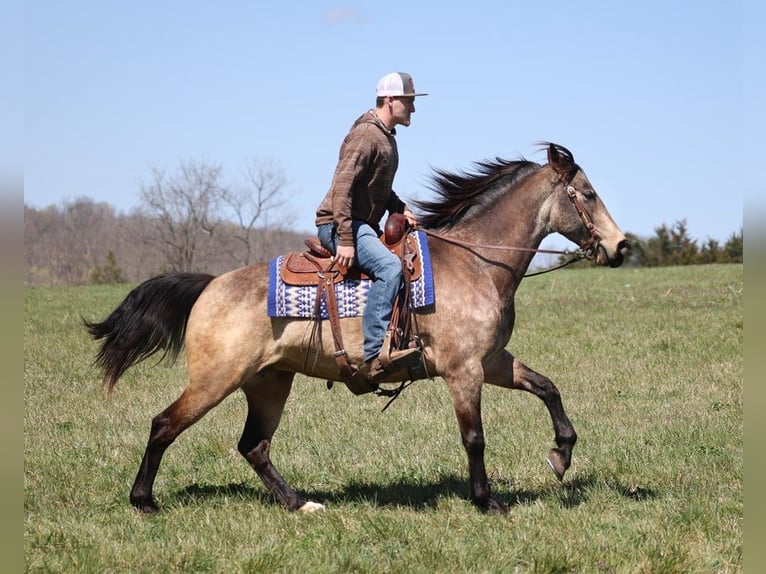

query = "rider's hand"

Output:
[[335, 244, 355, 268], [403, 207, 418, 229]]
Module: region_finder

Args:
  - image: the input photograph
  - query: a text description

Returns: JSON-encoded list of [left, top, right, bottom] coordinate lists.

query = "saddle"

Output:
[[280, 232, 422, 286], [280, 214, 422, 395]]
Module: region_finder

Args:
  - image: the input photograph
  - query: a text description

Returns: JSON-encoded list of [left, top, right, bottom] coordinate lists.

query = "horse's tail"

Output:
[[84, 272, 216, 391]]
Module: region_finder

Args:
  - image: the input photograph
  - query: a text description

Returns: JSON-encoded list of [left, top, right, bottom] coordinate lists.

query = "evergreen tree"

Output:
[[89, 251, 125, 284]]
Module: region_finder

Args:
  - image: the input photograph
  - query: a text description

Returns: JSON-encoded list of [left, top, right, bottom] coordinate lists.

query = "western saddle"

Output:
[[279, 214, 423, 395]]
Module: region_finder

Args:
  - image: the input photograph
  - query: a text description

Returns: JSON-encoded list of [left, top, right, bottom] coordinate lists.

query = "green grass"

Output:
[[25, 265, 743, 573]]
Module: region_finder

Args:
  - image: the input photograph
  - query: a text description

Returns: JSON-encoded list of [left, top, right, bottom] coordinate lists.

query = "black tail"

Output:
[[84, 273, 216, 391]]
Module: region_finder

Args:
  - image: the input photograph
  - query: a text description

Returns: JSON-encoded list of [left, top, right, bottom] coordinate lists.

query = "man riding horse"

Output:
[[315, 72, 426, 382]]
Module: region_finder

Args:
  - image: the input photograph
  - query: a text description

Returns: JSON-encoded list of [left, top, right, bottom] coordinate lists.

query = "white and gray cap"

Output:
[[375, 72, 428, 97]]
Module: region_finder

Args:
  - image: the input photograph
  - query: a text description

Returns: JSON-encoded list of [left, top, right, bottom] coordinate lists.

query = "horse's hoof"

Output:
[[486, 498, 508, 515], [547, 449, 567, 481], [473, 497, 508, 515], [134, 502, 161, 514], [131, 496, 160, 514], [298, 501, 325, 513]]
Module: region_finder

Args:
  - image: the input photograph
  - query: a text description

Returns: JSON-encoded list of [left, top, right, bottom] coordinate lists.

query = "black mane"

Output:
[[412, 157, 541, 230]]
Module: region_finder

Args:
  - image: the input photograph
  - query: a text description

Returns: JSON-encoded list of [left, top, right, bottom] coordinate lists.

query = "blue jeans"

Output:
[[317, 221, 403, 362]]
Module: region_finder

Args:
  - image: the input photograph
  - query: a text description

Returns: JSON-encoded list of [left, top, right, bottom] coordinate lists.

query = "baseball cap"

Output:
[[375, 72, 428, 97]]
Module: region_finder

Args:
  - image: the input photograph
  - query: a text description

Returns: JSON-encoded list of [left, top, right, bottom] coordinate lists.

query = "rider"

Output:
[[315, 72, 426, 381]]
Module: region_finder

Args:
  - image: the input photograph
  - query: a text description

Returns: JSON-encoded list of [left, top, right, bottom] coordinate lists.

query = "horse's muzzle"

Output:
[[596, 238, 630, 268], [610, 238, 630, 268]]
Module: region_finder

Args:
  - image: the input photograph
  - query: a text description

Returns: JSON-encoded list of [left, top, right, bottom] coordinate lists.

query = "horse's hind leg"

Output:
[[485, 352, 577, 481], [130, 380, 240, 513], [238, 369, 324, 513]]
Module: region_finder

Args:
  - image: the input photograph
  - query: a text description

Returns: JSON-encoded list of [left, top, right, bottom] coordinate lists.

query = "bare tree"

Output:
[[24, 158, 308, 285], [221, 158, 289, 266], [24, 204, 57, 286], [136, 159, 225, 272], [24, 199, 118, 285]]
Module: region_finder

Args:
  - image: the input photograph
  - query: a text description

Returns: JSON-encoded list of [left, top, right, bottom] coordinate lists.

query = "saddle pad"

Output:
[[268, 230, 435, 319]]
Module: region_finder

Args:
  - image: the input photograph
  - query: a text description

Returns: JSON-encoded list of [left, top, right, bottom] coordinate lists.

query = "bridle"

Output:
[[421, 174, 602, 276], [564, 182, 601, 260]]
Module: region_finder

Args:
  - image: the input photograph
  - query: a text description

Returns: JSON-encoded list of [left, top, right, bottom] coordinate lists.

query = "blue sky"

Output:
[[22, 1, 760, 248]]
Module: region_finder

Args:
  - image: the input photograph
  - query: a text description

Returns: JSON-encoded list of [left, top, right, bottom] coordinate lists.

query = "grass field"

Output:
[[24, 264, 742, 573]]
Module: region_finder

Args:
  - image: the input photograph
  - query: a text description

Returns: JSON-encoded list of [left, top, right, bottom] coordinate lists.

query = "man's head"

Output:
[[374, 72, 427, 129]]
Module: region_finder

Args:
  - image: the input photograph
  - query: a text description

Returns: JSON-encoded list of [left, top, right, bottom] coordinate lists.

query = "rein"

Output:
[[420, 181, 600, 277], [420, 230, 582, 256], [421, 228, 585, 277]]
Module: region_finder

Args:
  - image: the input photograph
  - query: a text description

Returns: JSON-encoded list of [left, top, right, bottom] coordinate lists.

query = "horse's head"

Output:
[[544, 143, 629, 267]]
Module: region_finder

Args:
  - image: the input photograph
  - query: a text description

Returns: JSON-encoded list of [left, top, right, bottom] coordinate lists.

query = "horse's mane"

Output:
[[413, 157, 541, 230]]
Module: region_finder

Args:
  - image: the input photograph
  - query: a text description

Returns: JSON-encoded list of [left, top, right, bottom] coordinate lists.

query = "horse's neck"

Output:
[[447, 183, 550, 295]]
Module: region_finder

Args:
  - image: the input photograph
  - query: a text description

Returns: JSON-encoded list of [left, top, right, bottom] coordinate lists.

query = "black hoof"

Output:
[[131, 496, 160, 514], [474, 496, 508, 515]]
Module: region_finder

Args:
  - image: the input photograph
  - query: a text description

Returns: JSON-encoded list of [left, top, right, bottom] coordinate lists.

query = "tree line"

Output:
[[24, 158, 308, 287], [559, 219, 742, 269], [624, 220, 742, 266], [24, 159, 743, 287]]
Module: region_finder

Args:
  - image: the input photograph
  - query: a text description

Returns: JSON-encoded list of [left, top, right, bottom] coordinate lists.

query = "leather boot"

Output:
[[360, 348, 421, 381]]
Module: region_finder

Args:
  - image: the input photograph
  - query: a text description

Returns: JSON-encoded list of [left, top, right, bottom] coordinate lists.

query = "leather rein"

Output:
[[421, 179, 601, 277]]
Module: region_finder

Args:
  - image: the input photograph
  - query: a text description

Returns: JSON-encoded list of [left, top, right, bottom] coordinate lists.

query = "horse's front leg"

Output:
[[484, 351, 577, 481], [445, 364, 508, 514]]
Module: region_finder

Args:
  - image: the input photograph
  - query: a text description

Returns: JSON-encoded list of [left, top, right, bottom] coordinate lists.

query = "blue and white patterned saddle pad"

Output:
[[267, 230, 434, 319]]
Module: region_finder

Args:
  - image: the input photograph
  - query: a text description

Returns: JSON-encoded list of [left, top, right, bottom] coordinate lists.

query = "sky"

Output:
[[20, 1, 763, 250]]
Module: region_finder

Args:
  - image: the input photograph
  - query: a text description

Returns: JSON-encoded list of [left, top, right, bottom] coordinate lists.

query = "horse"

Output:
[[86, 142, 629, 514]]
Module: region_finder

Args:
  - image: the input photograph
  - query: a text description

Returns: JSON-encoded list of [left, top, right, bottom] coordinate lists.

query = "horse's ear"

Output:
[[546, 143, 558, 166], [547, 143, 573, 178]]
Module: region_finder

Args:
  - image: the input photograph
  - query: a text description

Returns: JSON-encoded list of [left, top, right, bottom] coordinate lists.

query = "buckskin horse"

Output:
[[86, 143, 628, 514]]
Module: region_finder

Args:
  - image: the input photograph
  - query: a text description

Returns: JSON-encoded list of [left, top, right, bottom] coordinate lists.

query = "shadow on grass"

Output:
[[547, 472, 659, 508], [173, 470, 659, 511]]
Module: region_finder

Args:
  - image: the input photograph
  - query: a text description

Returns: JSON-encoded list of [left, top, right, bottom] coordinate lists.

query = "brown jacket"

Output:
[[315, 110, 406, 246]]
